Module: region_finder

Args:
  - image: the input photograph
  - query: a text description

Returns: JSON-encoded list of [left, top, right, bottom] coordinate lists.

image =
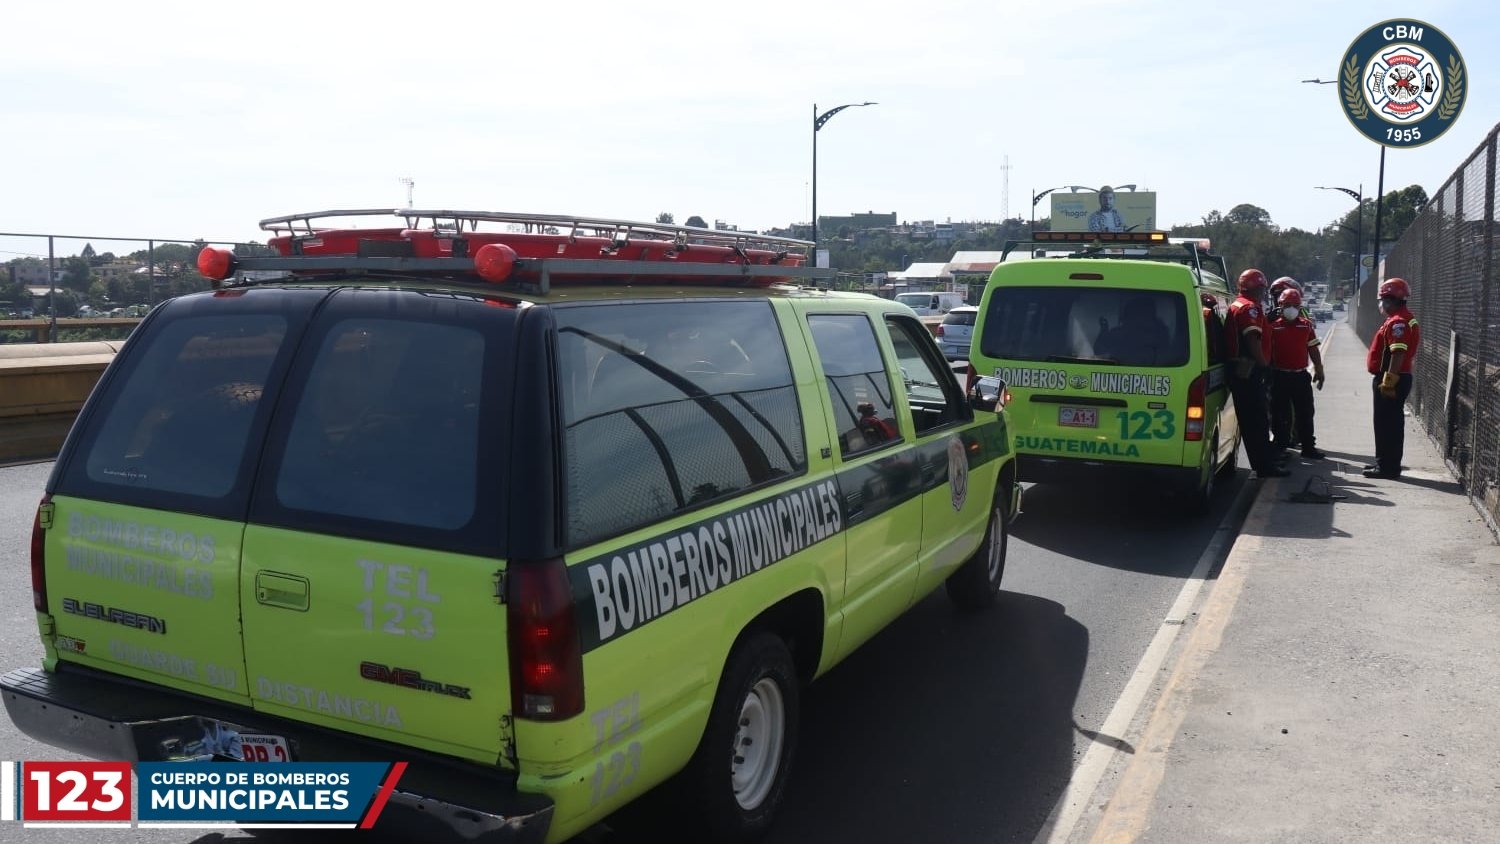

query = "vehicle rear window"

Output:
[[248, 289, 512, 556], [980, 286, 1189, 367], [942, 310, 977, 326], [273, 319, 484, 531], [555, 300, 804, 549], [65, 313, 287, 507], [896, 293, 934, 308]]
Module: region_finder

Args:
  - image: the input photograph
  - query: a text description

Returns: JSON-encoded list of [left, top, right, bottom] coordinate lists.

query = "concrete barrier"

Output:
[[0, 341, 122, 464]]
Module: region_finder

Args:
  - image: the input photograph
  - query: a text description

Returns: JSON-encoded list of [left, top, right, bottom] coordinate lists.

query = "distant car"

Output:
[[1314, 308, 1334, 321], [896, 290, 965, 316], [1333, 302, 1345, 312], [936, 305, 978, 360]]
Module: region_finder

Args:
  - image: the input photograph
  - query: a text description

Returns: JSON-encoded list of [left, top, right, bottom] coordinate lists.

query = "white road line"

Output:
[[1032, 477, 1258, 844]]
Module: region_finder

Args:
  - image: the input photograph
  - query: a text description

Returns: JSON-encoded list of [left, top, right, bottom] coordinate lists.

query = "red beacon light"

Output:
[[197, 247, 236, 282], [474, 243, 519, 284]]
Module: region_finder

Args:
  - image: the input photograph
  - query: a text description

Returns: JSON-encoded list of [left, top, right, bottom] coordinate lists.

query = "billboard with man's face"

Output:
[[1050, 189, 1158, 233]]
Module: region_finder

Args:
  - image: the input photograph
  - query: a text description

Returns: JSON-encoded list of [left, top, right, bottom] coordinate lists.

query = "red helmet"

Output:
[[1238, 268, 1267, 293], [1277, 288, 1303, 308], [1379, 277, 1410, 300]]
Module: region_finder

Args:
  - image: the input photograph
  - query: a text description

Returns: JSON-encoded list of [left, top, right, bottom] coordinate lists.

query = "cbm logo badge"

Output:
[[1340, 20, 1465, 147]]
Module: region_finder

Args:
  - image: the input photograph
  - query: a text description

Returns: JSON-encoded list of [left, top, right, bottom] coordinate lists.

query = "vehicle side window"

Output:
[[555, 301, 805, 549], [1203, 296, 1228, 364], [807, 314, 902, 457], [886, 315, 968, 434], [274, 318, 485, 531], [73, 314, 286, 502]]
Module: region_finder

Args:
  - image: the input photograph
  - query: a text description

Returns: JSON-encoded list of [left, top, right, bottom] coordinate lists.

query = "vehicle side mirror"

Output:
[[969, 377, 1006, 413]]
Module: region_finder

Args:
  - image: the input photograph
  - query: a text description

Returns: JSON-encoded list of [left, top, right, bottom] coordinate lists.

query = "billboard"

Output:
[[1050, 188, 1158, 233]]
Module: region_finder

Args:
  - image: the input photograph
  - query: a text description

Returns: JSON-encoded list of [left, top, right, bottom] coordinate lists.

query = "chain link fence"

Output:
[[1366, 121, 1500, 523]]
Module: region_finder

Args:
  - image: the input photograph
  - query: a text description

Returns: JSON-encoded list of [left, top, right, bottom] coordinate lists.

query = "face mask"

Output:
[[1282, 307, 1299, 320]]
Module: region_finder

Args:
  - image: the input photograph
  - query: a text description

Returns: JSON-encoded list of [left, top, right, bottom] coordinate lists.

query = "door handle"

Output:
[[255, 571, 310, 611]]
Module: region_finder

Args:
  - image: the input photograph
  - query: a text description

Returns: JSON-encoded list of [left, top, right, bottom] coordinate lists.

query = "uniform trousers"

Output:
[[1230, 368, 1276, 473], [1371, 372, 1413, 475], [1271, 369, 1315, 450]]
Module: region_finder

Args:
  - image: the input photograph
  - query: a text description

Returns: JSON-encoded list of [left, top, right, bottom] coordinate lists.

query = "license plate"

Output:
[[239, 733, 292, 762], [1058, 406, 1098, 428]]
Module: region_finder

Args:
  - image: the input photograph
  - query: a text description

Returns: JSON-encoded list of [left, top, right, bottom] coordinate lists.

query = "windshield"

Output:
[[980, 286, 1190, 367]]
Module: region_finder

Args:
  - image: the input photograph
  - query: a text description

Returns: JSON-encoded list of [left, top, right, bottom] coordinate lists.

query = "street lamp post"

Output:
[[812, 102, 877, 257], [1316, 184, 1363, 297], [1302, 79, 1386, 296]]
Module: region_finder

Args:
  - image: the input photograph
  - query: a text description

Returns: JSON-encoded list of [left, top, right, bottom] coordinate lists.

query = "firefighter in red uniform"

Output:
[[1268, 288, 1326, 459], [1224, 268, 1288, 478], [1365, 277, 1421, 478]]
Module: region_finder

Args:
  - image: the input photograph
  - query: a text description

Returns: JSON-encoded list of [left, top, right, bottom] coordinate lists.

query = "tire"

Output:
[[1218, 430, 1240, 477], [1189, 440, 1217, 516], [945, 493, 1009, 610], [684, 632, 800, 843]]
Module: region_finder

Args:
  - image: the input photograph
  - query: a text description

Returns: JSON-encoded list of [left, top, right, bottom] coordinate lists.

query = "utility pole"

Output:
[[400, 177, 415, 208]]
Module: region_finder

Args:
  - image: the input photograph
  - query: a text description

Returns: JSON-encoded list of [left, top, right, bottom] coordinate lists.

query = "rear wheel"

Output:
[[684, 632, 800, 843], [945, 493, 1009, 610], [1218, 430, 1240, 477], [1188, 438, 1218, 515]]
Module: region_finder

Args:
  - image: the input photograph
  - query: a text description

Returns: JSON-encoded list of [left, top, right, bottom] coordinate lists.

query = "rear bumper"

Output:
[[2, 664, 552, 843], [1017, 453, 1198, 488], [938, 340, 972, 360]]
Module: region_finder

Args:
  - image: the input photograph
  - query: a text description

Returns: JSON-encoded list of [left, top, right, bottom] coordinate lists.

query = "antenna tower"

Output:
[[1000, 155, 1013, 220]]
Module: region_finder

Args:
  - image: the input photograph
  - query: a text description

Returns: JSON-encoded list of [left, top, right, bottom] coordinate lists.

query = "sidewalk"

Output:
[[1086, 322, 1500, 843]]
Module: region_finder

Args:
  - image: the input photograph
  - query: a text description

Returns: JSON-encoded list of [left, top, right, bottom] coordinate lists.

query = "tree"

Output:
[[47, 289, 81, 318], [685, 215, 707, 228], [1226, 204, 1273, 228], [655, 212, 675, 225], [1381, 184, 1428, 240], [61, 257, 93, 293]]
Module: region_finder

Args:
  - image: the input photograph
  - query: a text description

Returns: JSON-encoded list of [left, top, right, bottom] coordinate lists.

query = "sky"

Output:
[[2, 0, 1498, 259]]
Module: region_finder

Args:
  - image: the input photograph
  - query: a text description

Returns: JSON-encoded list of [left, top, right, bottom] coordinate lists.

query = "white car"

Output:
[[937, 305, 978, 360]]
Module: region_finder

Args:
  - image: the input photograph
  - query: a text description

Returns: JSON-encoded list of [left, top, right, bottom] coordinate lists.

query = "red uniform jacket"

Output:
[[1224, 294, 1271, 362], [1366, 306, 1420, 374], [1269, 315, 1319, 370]]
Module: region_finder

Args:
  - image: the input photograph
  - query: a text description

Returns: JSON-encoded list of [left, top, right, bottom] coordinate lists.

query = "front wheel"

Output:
[[945, 493, 1009, 610], [685, 632, 801, 843]]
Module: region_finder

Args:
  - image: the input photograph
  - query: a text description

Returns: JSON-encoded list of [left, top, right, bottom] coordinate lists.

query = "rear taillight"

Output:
[[508, 558, 583, 721], [1185, 373, 1206, 441], [32, 495, 52, 612], [936, 324, 946, 337]]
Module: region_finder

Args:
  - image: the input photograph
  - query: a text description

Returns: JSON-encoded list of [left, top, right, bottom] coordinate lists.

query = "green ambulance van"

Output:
[[968, 232, 1239, 511], [3, 210, 1021, 844]]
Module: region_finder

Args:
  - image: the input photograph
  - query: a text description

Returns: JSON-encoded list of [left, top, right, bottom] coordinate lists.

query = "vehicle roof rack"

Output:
[[197, 209, 834, 294], [998, 231, 1230, 289], [259, 209, 813, 253]]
